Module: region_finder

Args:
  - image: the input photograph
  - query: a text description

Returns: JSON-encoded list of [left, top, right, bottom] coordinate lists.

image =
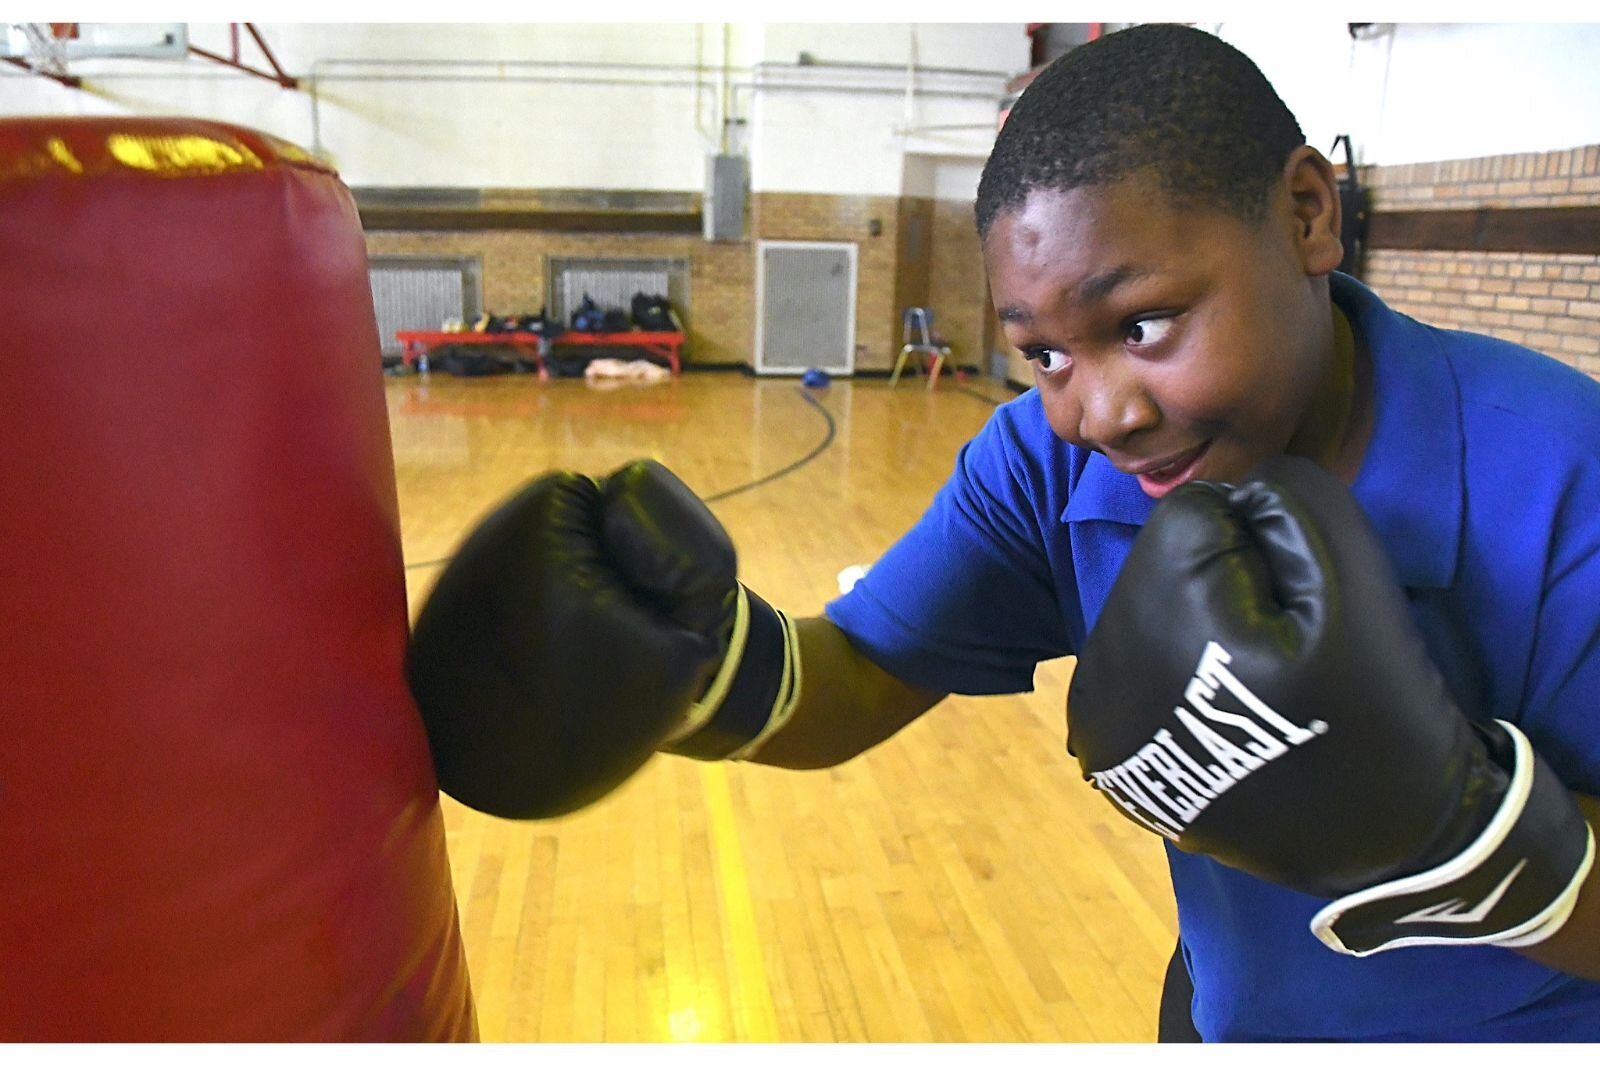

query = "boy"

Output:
[[407, 24, 1600, 1041]]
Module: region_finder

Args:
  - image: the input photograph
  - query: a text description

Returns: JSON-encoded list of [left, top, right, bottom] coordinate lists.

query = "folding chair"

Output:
[[889, 307, 953, 389]]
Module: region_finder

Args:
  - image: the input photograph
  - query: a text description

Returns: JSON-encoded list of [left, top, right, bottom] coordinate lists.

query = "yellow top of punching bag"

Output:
[[0, 114, 332, 181]]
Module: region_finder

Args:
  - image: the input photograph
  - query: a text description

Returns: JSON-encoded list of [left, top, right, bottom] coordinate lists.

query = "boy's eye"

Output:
[[1026, 348, 1071, 376], [1126, 317, 1173, 346]]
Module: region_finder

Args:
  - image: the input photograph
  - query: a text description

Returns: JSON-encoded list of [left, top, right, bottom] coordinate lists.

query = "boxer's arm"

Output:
[[743, 616, 946, 769], [1514, 793, 1600, 980]]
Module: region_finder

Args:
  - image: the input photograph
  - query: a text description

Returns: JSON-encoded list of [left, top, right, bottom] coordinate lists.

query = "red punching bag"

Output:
[[0, 117, 477, 1041]]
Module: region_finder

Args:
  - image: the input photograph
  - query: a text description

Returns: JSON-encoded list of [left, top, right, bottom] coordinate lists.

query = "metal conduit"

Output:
[[303, 71, 999, 97], [305, 56, 1013, 80], [304, 58, 1006, 157]]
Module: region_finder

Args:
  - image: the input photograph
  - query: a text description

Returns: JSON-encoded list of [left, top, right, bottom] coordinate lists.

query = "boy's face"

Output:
[[985, 170, 1341, 498]]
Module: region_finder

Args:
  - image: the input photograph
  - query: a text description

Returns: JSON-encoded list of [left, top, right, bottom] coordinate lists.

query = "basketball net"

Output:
[[15, 22, 73, 77]]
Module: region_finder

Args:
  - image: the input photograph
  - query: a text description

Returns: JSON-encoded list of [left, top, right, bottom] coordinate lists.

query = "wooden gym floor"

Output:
[[390, 370, 1178, 1042]]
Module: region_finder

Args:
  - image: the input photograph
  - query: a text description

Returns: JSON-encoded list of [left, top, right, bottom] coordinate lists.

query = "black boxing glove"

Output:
[[1066, 455, 1594, 956], [408, 459, 800, 820]]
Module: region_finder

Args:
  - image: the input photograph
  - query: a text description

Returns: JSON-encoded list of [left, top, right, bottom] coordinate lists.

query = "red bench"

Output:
[[547, 330, 684, 375], [395, 330, 686, 377]]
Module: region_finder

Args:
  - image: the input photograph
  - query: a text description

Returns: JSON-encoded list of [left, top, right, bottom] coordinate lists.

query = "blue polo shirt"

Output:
[[826, 273, 1600, 1041]]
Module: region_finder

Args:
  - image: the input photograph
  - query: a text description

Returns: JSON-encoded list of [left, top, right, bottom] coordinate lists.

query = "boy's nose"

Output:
[[1075, 366, 1159, 450]]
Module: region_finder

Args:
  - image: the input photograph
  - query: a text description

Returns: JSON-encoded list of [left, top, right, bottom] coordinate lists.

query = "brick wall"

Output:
[[364, 188, 996, 374], [751, 192, 990, 373], [895, 197, 935, 354], [363, 229, 755, 366], [750, 191, 901, 370], [1361, 144, 1600, 381], [928, 198, 989, 367]]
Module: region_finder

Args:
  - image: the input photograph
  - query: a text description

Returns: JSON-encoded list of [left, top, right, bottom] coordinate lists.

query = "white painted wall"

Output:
[[0, 23, 739, 189], [746, 64, 1007, 196], [903, 155, 987, 202], [6, 22, 1597, 194], [0, 21, 1026, 195], [1215, 21, 1600, 166], [754, 22, 1023, 72]]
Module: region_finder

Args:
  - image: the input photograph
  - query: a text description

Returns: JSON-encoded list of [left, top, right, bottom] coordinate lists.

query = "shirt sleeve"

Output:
[[824, 405, 1074, 695], [1520, 461, 1600, 796]]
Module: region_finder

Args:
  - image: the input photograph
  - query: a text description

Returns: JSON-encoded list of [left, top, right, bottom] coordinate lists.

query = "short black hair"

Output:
[[975, 24, 1305, 238]]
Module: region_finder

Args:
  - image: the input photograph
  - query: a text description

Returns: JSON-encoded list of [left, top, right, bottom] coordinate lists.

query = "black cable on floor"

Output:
[[704, 385, 835, 503]]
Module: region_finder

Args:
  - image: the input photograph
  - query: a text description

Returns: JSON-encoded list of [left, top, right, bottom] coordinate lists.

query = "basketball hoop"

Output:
[[14, 22, 73, 77]]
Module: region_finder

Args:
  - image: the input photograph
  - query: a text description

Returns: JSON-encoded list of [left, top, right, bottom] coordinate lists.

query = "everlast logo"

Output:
[[1088, 641, 1328, 841]]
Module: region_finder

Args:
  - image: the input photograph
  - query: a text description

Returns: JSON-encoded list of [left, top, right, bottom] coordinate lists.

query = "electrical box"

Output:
[[704, 154, 748, 243]]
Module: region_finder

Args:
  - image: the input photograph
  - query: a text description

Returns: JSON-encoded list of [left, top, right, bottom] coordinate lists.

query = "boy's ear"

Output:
[[1281, 145, 1345, 276]]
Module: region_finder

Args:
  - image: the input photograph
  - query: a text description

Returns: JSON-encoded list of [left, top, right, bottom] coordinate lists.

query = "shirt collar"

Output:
[[1061, 274, 1464, 591], [1062, 450, 1156, 527]]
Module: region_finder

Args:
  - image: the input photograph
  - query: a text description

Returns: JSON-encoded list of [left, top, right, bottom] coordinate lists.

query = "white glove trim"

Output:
[[728, 608, 803, 761], [667, 582, 750, 744], [1310, 720, 1595, 956]]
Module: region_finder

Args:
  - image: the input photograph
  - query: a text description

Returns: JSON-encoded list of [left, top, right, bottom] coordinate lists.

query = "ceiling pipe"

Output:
[[694, 24, 713, 148], [904, 24, 917, 129], [300, 64, 1000, 98], [720, 22, 732, 155], [300, 54, 1005, 160], [306, 55, 1012, 79]]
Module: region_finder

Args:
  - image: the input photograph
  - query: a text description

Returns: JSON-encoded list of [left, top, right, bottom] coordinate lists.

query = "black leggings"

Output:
[[1158, 941, 1202, 1042]]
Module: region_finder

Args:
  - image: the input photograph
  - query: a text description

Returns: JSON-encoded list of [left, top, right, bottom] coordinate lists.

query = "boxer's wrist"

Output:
[[663, 584, 801, 761]]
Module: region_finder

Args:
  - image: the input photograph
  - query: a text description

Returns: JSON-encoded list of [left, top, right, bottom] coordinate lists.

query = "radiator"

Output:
[[368, 258, 481, 356], [548, 257, 685, 327]]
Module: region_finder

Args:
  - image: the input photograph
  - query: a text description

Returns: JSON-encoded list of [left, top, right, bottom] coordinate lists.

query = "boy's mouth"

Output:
[[1129, 441, 1211, 498]]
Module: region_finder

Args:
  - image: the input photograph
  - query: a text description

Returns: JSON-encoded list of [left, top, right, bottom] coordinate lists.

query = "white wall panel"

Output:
[[755, 22, 1025, 71], [1215, 21, 1600, 166], [7, 23, 1600, 188], [0, 21, 1023, 195]]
